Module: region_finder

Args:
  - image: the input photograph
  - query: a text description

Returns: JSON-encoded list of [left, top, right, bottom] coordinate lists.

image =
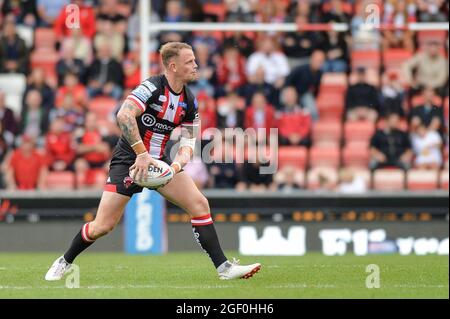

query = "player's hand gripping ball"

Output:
[[129, 159, 174, 189]]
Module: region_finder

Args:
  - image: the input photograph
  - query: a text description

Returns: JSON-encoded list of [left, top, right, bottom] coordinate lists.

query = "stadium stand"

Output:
[[0, 0, 448, 193]]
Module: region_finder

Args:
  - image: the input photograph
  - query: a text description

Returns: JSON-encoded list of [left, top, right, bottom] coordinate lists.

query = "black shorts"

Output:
[[104, 154, 174, 197]]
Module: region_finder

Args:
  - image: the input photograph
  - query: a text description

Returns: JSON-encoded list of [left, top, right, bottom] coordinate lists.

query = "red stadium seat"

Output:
[[77, 168, 108, 189], [316, 92, 345, 120], [320, 73, 348, 95], [407, 169, 439, 191], [312, 120, 342, 147], [309, 146, 340, 168], [351, 50, 381, 70], [383, 49, 413, 70], [440, 170, 449, 189], [344, 121, 376, 145], [417, 31, 448, 46], [373, 168, 405, 191], [278, 146, 308, 170], [88, 96, 118, 120], [306, 167, 338, 190], [342, 144, 370, 168], [46, 171, 76, 190], [34, 28, 56, 50]]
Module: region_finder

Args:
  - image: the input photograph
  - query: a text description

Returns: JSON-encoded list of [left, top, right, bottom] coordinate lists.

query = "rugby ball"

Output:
[[129, 159, 174, 189]]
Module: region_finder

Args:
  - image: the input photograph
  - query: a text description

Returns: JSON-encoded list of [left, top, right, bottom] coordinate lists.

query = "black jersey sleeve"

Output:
[[126, 77, 160, 112]]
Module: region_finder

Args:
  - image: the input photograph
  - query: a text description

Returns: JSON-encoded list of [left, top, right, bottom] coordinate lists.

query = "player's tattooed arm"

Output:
[[116, 99, 144, 149]]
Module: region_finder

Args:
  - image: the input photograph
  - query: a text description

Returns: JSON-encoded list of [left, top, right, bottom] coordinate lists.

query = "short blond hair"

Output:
[[159, 42, 193, 68]]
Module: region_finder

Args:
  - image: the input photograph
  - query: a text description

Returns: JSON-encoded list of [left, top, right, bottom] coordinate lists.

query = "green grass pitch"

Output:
[[0, 252, 447, 299]]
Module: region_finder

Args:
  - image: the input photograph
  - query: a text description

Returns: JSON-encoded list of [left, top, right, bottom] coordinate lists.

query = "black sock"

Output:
[[63, 223, 95, 263], [192, 214, 228, 268]]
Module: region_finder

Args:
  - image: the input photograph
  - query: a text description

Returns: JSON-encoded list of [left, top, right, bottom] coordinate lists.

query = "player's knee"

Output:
[[91, 222, 115, 238], [188, 195, 210, 216]]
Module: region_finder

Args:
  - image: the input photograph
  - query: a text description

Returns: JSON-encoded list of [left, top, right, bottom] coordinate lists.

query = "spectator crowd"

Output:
[[0, 0, 448, 192]]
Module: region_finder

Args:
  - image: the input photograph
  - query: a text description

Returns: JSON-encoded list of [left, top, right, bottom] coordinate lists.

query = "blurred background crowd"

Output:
[[0, 0, 448, 193]]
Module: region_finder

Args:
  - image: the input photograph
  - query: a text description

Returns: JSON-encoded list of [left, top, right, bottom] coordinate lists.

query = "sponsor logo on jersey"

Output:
[[193, 98, 198, 109], [178, 101, 187, 108], [132, 86, 152, 102], [158, 95, 167, 102], [143, 81, 157, 93], [142, 114, 157, 127], [150, 103, 163, 112]]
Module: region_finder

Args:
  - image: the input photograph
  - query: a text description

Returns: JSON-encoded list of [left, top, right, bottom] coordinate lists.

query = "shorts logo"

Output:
[[123, 176, 134, 189], [158, 95, 167, 102], [142, 114, 156, 127]]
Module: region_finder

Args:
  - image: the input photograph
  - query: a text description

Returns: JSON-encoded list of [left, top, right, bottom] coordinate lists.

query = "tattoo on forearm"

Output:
[[117, 100, 142, 146]]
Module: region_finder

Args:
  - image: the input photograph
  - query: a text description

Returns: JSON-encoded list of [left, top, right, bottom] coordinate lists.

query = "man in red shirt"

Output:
[[53, 0, 96, 41], [3, 135, 47, 190], [46, 118, 76, 171]]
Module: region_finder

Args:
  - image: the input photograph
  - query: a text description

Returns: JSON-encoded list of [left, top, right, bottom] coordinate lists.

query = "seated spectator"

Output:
[[351, 1, 381, 50], [1, 0, 38, 27], [402, 40, 448, 95], [56, 41, 86, 86], [321, 0, 352, 24], [285, 50, 325, 121], [60, 27, 93, 65], [53, 0, 96, 41], [345, 67, 380, 122], [246, 36, 290, 90], [379, 70, 405, 117], [20, 90, 49, 139], [216, 46, 247, 97], [336, 168, 367, 193], [86, 43, 124, 100], [244, 92, 276, 135], [224, 0, 258, 23], [196, 92, 217, 140], [239, 66, 277, 107], [370, 112, 413, 170], [74, 112, 111, 188], [275, 166, 302, 193], [2, 135, 47, 190], [37, 0, 69, 27], [159, 0, 190, 44], [127, 4, 160, 52], [96, 0, 127, 34], [236, 152, 274, 192], [410, 87, 445, 133], [411, 124, 443, 170], [0, 16, 29, 74], [49, 93, 85, 133], [55, 72, 88, 109], [207, 139, 239, 189], [24, 68, 55, 111], [0, 90, 18, 136], [281, 14, 318, 64], [277, 86, 311, 146], [94, 19, 125, 61], [183, 155, 209, 189], [189, 43, 216, 97], [320, 30, 349, 73], [416, 0, 447, 22], [217, 91, 245, 130], [223, 31, 254, 58], [191, 29, 221, 56], [45, 117, 76, 171], [0, 122, 13, 188], [382, 0, 415, 51], [123, 41, 142, 90]]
